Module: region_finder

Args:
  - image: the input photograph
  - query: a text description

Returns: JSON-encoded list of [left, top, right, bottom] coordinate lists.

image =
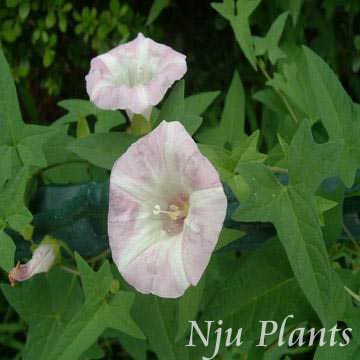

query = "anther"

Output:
[[153, 204, 161, 215]]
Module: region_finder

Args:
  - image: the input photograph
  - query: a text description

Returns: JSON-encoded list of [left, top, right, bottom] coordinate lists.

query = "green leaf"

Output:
[[17, 125, 58, 168], [0, 50, 24, 140], [205, 238, 314, 342], [254, 12, 289, 64], [157, 81, 185, 124], [68, 132, 136, 170], [231, 130, 267, 167], [289, 0, 303, 25], [198, 144, 234, 181], [58, 99, 96, 115], [79, 342, 104, 360], [288, 120, 343, 191], [252, 88, 287, 117], [76, 117, 91, 139], [40, 131, 96, 184], [56, 99, 126, 133], [220, 71, 246, 145], [0, 167, 32, 232], [176, 278, 205, 341], [1, 258, 143, 360], [59, 12, 67, 32], [117, 333, 148, 360], [132, 295, 189, 360], [212, 0, 261, 69], [155, 81, 203, 135], [43, 48, 56, 68], [314, 336, 360, 359], [146, 0, 170, 26], [45, 12, 56, 28], [315, 196, 337, 226], [18, 1, 30, 19], [179, 114, 203, 135], [95, 111, 126, 133], [318, 177, 345, 247], [2, 270, 83, 359], [215, 227, 245, 251], [6, 0, 20, 7], [75, 254, 112, 299], [197, 71, 246, 147], [42, 131, 76, 166], [0, 231, 15, 272], [184, 91, 220, 116], [233, 162, 348, 326], [267, 49, 318, 123], [0, 50, 58, 180], [0, 145, 17, 187], [303, 46, 360, 187], [199, 130, 266, 182]]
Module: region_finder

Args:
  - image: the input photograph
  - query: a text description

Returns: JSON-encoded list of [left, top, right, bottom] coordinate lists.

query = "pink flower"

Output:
[[85, 33, 187, 120], [108, 121, 227, 298], [8, 244, 57, 286]]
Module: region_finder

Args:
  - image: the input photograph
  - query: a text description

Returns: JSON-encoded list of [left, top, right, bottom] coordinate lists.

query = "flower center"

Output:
[[153, 204, 188, 221], [152, 196, 189, 235]]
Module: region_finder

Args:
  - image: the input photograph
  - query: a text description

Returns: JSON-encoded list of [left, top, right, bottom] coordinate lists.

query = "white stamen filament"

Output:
[[152, 204, 185, 220]]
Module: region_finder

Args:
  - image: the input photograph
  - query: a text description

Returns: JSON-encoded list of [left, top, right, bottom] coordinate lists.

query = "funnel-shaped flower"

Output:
[[8, 244, 56, 286], [108, 121, 227, 298], [85, 33, 187, 119]]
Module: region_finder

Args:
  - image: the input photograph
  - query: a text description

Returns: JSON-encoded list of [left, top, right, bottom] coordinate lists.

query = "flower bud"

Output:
[[8, 243, 58, 286]]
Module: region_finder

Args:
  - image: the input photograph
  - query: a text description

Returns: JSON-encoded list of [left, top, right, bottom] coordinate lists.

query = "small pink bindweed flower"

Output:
[[8, 244, 57, 286], [108, 121, 227, 298], [85, 33, 187, 120]]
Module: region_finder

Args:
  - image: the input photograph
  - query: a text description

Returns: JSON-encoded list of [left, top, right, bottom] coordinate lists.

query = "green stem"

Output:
[[269, 166, 288, 174], [89, 249, 110, 267], [344, 286, 360, 303], [0, 335, 24, 351], [342, 223, 360, 253], [257, 58, 299, 124], [59, 241, 75, 259], [0, 323, 26, 333], [60, 265, 80, 276]]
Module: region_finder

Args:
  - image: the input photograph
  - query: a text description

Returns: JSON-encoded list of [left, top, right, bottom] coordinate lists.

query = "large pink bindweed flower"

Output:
[[8, 244, 57, 286], [108, 121, 227, 298], [85, 33, 187, 120]]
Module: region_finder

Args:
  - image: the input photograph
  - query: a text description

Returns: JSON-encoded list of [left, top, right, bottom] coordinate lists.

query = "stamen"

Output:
[[152, 204, 186, 220], [153, 204, 172, 216]]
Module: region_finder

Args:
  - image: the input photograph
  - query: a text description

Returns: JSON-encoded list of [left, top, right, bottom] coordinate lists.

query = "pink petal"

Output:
[[182, 187, 227, 285], [85, 33, 187, 115], [121, 235, 190, 298]]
